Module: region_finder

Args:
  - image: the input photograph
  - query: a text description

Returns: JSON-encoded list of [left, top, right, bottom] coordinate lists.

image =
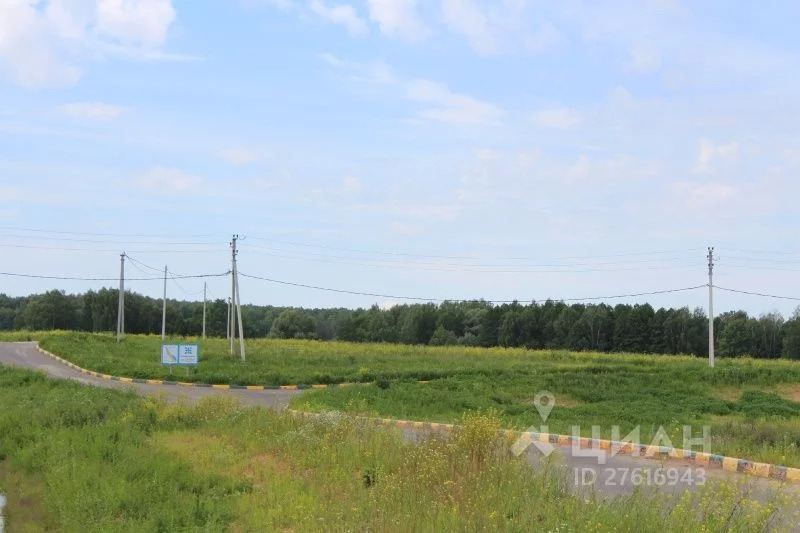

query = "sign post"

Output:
[[161, 343, 200, 377]]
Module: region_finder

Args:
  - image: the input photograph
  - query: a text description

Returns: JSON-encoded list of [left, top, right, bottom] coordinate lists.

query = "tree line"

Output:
[[1, 288, 799, 359]]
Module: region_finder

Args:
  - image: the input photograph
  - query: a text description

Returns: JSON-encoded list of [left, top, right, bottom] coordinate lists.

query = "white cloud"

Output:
[[441, 0, 497, 54], [675, 182, 737, 208], [253, 0, 295, 10], [695, 139, 739, 173], [366, 0, 428, 41], [250, 178, 280, 189], [405, 79, 502, 125], [342, 175, 363, 192], [532, 108, 582, 128], [350, 202, 459, 222], [134, 166, 202, 193], [95, 0, 175, 47], [321, 54, 498, 125], [319, 53, 394, 84], [0, 0, 179, 87], [218, 147, 263, 165], [441, 0, 559, 56], [628, 44, 661, 73], [309, 1, 368, 36], [60, 102, 126, 120], [389, 221, 423, 236]]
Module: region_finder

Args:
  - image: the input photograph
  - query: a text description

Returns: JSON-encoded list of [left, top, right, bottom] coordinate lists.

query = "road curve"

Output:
[[0, 342, 300, 409], [2, 341, 799, 527]]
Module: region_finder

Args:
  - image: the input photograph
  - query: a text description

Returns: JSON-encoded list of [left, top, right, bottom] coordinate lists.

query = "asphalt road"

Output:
[[2, 341, 799, 529], [0, 342, 299, 409]]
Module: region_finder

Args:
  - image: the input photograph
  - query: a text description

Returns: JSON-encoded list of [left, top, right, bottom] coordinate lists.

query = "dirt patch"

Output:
[[712, 384, 800, 403], [712, 387, 748, 402], [0, 464, 50, 530], [774, 384, 800, 402], [155, 431, 297, 487]]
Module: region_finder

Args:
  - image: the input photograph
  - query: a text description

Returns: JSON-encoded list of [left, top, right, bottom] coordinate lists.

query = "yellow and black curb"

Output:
[[35, 345, 354, 391], [288, 409, 800, 485], [35, 345, 800, 485]]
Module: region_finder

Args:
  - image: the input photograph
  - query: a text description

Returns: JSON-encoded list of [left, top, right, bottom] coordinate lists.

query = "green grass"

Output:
[[21, 332, 800, 468], [0, 365, 794, 531]]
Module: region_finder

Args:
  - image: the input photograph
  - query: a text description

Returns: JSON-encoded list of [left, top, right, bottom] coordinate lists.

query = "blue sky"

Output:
[[1, 0, 799, 316]]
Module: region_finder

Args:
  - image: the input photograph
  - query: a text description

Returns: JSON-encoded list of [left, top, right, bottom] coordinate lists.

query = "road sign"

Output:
[[161, 343, 199, 366], [178, 344, 199, 365], [161, 344, 179, 365]]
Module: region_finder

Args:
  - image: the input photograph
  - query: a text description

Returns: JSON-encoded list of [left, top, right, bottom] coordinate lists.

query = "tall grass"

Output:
[[0, 365, 792, 531], [20, 332, 800, 468]]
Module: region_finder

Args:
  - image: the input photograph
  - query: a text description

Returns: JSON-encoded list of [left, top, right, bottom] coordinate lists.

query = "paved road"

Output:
[[2, 341, 799, 529], [0, 342, 300, 409]]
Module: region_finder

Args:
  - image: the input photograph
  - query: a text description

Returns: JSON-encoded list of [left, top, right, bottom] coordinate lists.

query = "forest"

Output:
[[1, 288, 798, 359]]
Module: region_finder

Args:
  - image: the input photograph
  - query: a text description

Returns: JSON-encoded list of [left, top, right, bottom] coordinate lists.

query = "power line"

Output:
[[125, 258, 154, 277], [714, 286, 800, 302], [0, 271, 230, 281], [169, 275, 205, 297], [0, 243, 224, 254], [718, 247, 800, 257], [245, 249, 701, 274], [0, 226, 216, 238], [0, 233, 218, 245], [125, 254, 163, 273], [719, 264, 800, 273], [248, 236, 704, 262], [246, 244, 699, 269], [239, 272, 706, 303]]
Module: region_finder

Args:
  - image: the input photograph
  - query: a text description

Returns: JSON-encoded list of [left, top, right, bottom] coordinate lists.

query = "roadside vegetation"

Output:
[[0, 365, 793, 531], [3, 289, 800, 358], [12, 331, 800, 468]]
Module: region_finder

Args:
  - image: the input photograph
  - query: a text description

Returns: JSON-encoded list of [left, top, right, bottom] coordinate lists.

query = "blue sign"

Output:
[[161, 344, 200, 366]]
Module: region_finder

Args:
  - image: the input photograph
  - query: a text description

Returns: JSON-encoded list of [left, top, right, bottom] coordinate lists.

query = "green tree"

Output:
[[782, 308, 800, 360], [269, 309, 317, 339], [718, 311, 752, 356], [429, 325, 458, 345]]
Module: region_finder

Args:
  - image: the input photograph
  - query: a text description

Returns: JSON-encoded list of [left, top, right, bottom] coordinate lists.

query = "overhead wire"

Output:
[[0, 226, 217, 238], [0, 271, 230, 281], [239, 272, 706, 303], [126, 254, 212, 297], [0, 233, 218, 245], [125, 254, 163, 273], [244, 249, 701, 274], [247, 236, 705, 262], [0, 243, 224, 254], [714, 286, 800, 302], [245, 244, 700, 269]]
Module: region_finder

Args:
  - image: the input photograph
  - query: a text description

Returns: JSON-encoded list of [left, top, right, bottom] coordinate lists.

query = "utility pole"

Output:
[[708, 247, 715, 368], [116, 252, 125, 342], [162, 265, 168, 341], [232, 236, 246, 361], [202, 282, 207, 340], [230, 236, 237, 356], [226, 297, 231, 341]]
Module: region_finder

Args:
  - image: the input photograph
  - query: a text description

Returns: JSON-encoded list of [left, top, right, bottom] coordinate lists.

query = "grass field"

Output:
[[11, 331, 800, 468], [0, 364, 793, 531]]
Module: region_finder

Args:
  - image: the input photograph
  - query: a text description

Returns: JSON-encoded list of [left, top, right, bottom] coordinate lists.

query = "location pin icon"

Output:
[[533, 391, 556, 422]]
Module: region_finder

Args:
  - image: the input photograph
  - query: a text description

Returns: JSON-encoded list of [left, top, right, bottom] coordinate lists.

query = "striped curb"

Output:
[[35, 345, 358, 391], [33, 345, 800, 485], [287, 409, 800, 485]]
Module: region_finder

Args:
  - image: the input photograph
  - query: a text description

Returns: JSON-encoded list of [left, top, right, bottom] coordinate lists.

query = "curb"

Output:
[[287, 409, 800, 485], [35, 345, 357, 391], [34, 344, 800, 485]]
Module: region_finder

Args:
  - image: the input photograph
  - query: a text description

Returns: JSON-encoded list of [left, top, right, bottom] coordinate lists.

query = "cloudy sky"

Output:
[[1, 0, 799, 315]]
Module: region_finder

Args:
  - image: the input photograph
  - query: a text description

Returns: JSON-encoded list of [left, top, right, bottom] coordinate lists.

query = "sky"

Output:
[[1, 0, 799, 316]]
